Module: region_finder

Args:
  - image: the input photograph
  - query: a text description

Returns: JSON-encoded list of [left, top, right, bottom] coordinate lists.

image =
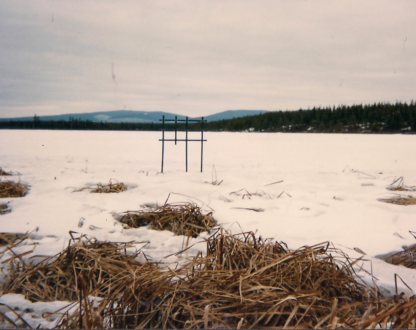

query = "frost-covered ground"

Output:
[[0, 129, 415, 328]]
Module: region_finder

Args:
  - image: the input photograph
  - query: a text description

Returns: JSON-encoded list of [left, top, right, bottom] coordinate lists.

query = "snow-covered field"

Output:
[[0, 129, 415, 327]]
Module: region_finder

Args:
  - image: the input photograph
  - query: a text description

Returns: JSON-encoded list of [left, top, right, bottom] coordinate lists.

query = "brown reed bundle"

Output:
[[74, 179, 128, 194], [90, 180, 127, 193], [0, 232, 26, 246], [387, 177, 416, 192], [388, 186, 416, 192], [57, 230, 415, 329], [379, 195, 416, 206], [0, 203, 11, 215], [5, 231, 416, 329], [0, 180, 28, 198], [1, 233, 151, 303], [0, 167, 11, 176], [118, 203, 217, 238], [383, 244, 416, 269]]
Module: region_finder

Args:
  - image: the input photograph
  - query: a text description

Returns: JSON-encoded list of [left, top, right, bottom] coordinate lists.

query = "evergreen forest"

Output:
[[1, 101, 415, 134]]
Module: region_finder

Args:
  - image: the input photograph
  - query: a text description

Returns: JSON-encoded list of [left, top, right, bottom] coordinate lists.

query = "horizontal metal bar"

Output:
[[159, 119, 206, 122], [159, 139, 207, 142], [161, 129, 205, 132]]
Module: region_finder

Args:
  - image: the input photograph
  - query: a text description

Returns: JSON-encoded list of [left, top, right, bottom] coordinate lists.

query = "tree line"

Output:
[[203, 101, 416, 133], [1, 101, 415, 133]]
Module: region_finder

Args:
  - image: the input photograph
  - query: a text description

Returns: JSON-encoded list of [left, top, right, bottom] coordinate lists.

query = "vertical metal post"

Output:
[[174, 116, 177, 145], [185, 117, 189, 172], [161, 115, 165, 173], [201, 117, 204, 173]]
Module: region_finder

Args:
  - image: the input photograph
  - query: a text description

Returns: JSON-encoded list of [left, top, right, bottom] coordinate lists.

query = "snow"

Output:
[[0, 129, 415, 327]]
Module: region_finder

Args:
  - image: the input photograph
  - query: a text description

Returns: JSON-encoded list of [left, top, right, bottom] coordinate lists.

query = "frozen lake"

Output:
[[0, 129, 416, 326]]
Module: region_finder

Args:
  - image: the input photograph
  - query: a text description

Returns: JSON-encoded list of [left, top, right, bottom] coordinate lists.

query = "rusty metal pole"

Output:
[[161, 115, 165, 173], [185, 116, 189, 172], [201, 117, 204, 173], [174, 116, 177, 145]]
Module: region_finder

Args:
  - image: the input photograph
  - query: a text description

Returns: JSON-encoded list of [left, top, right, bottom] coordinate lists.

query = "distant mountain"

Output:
[[0, 110, 269, 123], [203, 110, 269, 122]]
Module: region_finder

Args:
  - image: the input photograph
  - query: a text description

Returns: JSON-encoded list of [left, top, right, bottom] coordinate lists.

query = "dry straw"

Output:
[[380, 177, 416, 205], [387, 177, 416, 192], [379, 195, 416, 206], [117, 203, 217, 238], [0, 203, 11, 215], [91, 180, 127, 193], [75, 179, 127, 193], [0, 232, 25, 246], [1, 232, 152, 303], [55, 230, 416, 329], [0, 168, 12, 176], [383, 244, 416, 269], [0, 180, 29, 198], [3, 231, 416, 328]]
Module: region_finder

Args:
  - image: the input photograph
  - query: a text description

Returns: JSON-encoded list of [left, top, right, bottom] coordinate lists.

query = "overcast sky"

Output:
[[1, 1, 415, 118]]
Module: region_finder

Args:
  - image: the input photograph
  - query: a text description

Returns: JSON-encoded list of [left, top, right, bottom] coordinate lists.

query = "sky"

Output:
[[0, 0, 415, 118]]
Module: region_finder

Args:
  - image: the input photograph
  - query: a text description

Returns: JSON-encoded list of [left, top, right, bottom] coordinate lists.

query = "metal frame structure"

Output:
[[159, 116, 207, 173]]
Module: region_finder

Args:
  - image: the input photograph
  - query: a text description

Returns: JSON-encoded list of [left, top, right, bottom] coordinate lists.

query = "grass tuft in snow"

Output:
[[379, 195, 416, 206], [116, 203, 217, 238], [0, 232, 27, 246], [0, 180, 29, 198], [75, 179, 128, 193], [383, 244, 416, 269], [55, 230, 416, 329], [0, 203, 11, 215], [3, 230, 416, 328], [1, 232, 151, 303], [0, 167, 12, 176], [387, 176, 416, 192]]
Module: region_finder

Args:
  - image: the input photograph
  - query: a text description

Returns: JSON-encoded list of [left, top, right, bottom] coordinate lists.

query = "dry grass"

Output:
[[1, 233, 151, 303], [0, 167, 12, 176], [379, 195, 416, 206], [117, 203, 218, 238], [383, 244, 416, 269], [0, 232, 26, 246], [0, 180, 29, 198], [387, 176, 416, 192], [75, 179, 128, 193], [91, 180, 127, 193], [3, 231, 416, 328], [55, 231, 416, 329], [0, 203, 11, 215], [388, 187, 416, 192]]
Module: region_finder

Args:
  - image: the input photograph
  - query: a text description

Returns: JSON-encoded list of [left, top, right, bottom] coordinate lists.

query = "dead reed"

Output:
[[75, 179, 127, 193], [117, 203, 217, 238], [0, 203, 11, 215], [387, 177, 416, 192], [383, 244, 416, 269], [0, 232, 25, 246], [1, 233, 151, 303], [0, 167, 11, 176], [379, 195, 416, 206], [3, 231, 416, 328], [91, 180, 127, 193], [56, 231, 416, 329], [0, 180, 29, 198]]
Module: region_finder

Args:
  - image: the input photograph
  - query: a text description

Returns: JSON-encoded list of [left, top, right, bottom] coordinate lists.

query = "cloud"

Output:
[[0, 0, 415, 118]]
